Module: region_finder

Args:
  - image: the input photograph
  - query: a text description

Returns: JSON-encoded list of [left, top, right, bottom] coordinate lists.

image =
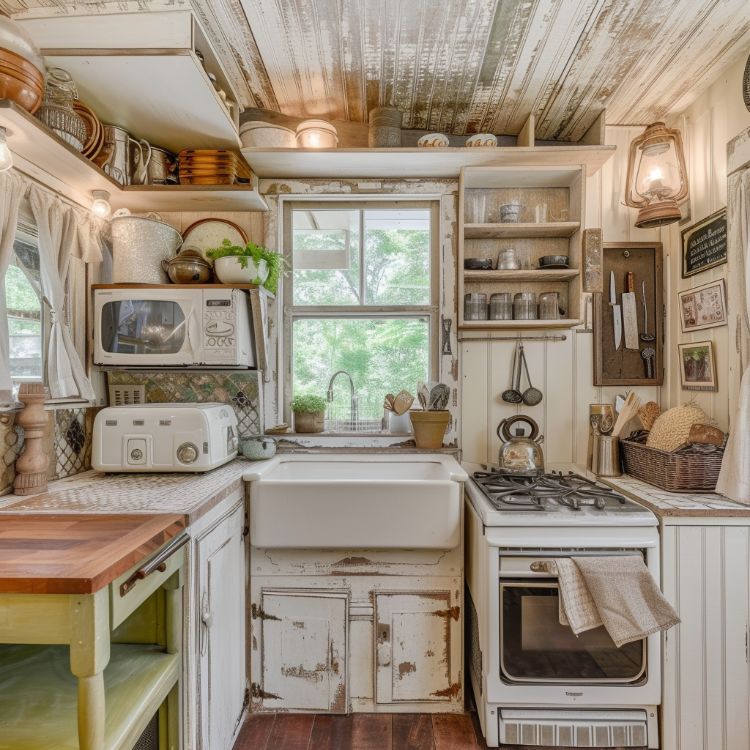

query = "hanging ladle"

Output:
[[640, 280, 656, 342], [520, 344, 543, 406], [501, 341, 523, 403]]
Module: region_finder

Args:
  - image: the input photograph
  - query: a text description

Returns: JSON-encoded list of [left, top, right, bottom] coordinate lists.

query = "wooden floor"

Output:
[[233, 712, 489, 750]]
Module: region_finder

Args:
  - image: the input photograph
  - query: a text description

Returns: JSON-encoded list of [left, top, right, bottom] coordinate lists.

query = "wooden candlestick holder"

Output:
[[13, 382, 49, 495]]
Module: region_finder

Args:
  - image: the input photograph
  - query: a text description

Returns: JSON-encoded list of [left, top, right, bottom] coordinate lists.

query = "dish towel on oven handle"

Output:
[[554, 556, 680, 647]]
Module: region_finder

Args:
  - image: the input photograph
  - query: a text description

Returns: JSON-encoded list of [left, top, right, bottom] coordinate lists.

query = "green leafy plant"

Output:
[[206, 239, 284, 294], [291, 394, 327, 414]]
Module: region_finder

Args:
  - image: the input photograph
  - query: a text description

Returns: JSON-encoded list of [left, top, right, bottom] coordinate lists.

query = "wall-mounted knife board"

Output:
[[593, 242, 663, 386]]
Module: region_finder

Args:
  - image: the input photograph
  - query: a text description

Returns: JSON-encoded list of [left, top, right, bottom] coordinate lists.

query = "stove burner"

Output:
[[472, 470, 635, 512]]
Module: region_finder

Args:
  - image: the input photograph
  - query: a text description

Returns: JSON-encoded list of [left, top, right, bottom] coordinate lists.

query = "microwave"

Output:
[[93, 286, 257, 368]]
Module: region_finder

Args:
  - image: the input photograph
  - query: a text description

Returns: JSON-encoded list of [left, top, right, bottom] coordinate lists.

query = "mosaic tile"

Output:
[[53, 408, 92, 480], [108, 370, 262, 437]]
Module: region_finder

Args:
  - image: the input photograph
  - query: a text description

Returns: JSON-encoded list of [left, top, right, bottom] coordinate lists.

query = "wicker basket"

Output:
[[621, 436, 724, 492]]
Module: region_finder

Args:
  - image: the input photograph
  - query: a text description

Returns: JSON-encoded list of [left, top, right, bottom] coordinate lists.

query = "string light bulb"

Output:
[[0, 127, 13, 172], [90, 190, 111, 219]]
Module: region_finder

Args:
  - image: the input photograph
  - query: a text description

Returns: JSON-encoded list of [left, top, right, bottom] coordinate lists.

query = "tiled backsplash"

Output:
[[1, 407, 95, 494], [107, 371, 263, 438]]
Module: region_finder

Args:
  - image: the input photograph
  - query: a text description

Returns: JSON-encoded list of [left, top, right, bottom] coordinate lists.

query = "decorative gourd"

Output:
[[646, 402, 707, 452]]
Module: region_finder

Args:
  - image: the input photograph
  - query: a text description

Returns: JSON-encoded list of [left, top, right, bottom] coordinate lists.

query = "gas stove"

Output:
[[466, 468, 656, 527]]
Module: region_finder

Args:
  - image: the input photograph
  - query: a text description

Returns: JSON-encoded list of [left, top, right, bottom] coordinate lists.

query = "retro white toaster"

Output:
[[93, 403, 238, 473]]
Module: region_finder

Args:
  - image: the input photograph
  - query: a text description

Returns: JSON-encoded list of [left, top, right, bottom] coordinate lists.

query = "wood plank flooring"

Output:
[[234, 713, 489, 750]]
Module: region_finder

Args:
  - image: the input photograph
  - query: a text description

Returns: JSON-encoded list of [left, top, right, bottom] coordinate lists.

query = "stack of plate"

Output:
[[0, 48, 44, 113], [177, 150, 252, 185], [73, 100, 104, 161]]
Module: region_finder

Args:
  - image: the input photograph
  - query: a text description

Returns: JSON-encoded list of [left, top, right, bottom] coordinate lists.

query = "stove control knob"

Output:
[[176, 442, 199, 464]]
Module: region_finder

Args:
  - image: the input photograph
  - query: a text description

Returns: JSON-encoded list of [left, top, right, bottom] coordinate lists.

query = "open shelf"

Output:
[[0, 643, 179, 750], [459, 319, 583, 331], [1, 100, 267, 212], [241, 145, 615, 179], [464, 268, 579, 282], [464, 221, 580, 239]]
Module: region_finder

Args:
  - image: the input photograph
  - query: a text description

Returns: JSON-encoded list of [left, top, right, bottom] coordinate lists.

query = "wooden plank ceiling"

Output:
[[2, 0, 750, 140]]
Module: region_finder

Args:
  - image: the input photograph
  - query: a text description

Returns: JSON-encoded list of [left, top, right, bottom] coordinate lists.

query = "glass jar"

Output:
[[513, 291, 537, 320], [497, 247, 520, 270], [489, 293, 513, 320], [464, 293, 488, 321], [539, 291, 561, 320]]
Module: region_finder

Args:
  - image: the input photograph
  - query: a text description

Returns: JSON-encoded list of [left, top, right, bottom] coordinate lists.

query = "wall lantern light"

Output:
[[625, 122, 689, 228], [0, 127, 13, 172], [90, 190, 111, 219], [295, 119, 338, 149]]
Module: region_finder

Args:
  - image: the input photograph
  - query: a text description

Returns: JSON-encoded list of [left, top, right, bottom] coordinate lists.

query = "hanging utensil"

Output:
[[641, 346, 656, 379], [640, 280, 656, 342], [519, 345, 543, 406], [501, 342, 523, 404], [622, 271, 639, 349], [610, 271, 622, 350]]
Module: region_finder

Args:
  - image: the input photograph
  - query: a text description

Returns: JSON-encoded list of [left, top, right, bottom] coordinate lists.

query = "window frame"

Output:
[[282, 198, 441, 427]]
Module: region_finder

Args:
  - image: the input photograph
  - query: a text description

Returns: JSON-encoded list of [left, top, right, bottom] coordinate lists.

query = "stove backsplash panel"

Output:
[[107, 370, 263, 438]]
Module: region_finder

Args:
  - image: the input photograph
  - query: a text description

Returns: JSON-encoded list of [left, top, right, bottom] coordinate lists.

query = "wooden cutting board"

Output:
[[0, 513, 186, 594]]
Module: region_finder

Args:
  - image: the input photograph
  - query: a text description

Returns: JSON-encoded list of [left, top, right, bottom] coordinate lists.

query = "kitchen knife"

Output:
[[622, 271, 639, 350], [609, 271, 622, 350]]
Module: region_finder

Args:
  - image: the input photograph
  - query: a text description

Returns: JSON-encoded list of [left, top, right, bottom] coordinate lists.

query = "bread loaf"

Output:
[[638, 401, 661, 431]]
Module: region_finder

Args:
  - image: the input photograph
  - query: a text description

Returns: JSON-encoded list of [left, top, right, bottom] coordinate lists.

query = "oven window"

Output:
[[500, 582, 645, 683], [101, 300, 186, 355]]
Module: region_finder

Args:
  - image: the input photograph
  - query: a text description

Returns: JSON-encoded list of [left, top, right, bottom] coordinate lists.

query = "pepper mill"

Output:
[[13, 382, 49, 495]]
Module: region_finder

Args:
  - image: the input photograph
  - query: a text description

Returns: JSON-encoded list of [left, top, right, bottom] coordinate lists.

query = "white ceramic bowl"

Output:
[[417, 133, 449, 147], [214, 255, 269, 285], [239, 121, 296, 148]]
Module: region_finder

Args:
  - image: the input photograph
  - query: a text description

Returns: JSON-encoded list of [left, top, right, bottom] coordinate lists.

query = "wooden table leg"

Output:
[[70, 589, 110, 750]]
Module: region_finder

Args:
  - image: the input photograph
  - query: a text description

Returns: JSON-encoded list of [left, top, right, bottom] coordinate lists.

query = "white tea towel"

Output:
[[574, 555, 680, 647], [554, 558, 602, 634]]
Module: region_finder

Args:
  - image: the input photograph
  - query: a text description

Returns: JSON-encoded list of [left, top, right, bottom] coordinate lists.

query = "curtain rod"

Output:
[[457, 334, 567, 342]]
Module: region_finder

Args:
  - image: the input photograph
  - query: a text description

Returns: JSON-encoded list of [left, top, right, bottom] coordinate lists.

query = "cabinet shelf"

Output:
[[0, 100, 267, 212], [459, 319, 583, 331], [463, 269, 579, 282], [0, 643, 179, 750], [464, 221, 580, 239]]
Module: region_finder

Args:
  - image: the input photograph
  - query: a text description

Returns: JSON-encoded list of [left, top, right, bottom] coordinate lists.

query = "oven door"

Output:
[[94, 289, 200, 366], [499, 578, 646, 685]]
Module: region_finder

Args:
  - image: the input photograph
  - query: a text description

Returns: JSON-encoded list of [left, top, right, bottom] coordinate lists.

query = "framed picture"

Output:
[[678, 341, 718, 391], [678, 279, 727, 333], [681, 208, 727, 278]]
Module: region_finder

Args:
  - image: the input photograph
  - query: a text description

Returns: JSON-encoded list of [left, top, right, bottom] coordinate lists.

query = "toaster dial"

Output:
[[176, 442, 199, 464]]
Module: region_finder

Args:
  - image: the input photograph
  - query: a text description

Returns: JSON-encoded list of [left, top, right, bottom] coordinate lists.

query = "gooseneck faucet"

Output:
[[326, 370, 359, 425]]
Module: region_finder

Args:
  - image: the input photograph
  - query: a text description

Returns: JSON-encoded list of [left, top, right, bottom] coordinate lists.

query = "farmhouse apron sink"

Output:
[[244, 454, 467, 549]]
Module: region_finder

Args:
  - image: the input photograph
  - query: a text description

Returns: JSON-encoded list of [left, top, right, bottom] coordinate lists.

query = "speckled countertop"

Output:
[[0, 459, 251, 522]]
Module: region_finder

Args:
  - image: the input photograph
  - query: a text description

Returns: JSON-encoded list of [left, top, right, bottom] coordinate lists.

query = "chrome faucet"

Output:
[[326, 370, 359, 425]]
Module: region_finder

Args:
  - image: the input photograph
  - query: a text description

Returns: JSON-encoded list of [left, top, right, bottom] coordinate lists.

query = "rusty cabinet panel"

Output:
[[260, 589, 348, 713], [374, 591, 456, 704]]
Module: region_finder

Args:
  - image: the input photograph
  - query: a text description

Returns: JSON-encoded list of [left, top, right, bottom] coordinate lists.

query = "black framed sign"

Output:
[[681, 208, 727, 278]]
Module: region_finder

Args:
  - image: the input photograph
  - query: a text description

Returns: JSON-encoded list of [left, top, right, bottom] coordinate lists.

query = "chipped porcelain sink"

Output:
[[244, 454, 467, 549]]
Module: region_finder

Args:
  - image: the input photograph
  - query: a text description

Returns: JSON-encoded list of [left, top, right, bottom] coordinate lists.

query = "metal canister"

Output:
[[592, 435, 622, 477], [464, 293, 488, 321], [368, 107, 402, 147], [489, 292, 513, 320]]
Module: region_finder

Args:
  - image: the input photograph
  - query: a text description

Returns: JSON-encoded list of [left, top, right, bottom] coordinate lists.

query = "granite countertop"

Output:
[[0, 459, 251, 522]]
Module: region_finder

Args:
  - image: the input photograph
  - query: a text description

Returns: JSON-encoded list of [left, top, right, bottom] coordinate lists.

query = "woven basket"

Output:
[[621, 436, 724, 492]]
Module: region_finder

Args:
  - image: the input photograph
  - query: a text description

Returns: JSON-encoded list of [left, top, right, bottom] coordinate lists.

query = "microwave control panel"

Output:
[[203, 297, 237, 356]]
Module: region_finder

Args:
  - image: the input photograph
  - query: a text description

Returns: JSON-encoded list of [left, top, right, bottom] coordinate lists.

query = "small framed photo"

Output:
[[678, 341, 718, 391], [678, 279, 727, 333]]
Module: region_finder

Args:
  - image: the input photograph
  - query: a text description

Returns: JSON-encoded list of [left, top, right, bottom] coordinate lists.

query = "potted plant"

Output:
[[291, 394, 327, 433], [206, 239, 284, 293]]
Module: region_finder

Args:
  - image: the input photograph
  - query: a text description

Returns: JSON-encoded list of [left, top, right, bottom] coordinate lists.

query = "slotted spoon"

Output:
[[501, 342, 523, 403]]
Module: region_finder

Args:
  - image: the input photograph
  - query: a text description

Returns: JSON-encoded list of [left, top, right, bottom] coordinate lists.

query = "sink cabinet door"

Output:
[[374, 591, 457, 704], [197, 503, 247, 750], [258, 590, 348, 713]]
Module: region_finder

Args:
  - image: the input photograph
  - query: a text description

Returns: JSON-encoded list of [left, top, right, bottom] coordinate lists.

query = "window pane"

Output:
[[293, 317, 429, 424], [6, 263, 42, 380], [364, 209, 431, 305], [292, 208, 360, 305]]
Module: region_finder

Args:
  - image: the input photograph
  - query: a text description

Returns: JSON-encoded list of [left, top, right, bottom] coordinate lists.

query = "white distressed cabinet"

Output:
[[183, 490, 248, 750], [660, 520, 750, 750]]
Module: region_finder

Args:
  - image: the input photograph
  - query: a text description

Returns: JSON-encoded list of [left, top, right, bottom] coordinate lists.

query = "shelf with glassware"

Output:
[[0, 100, 268, 212], [458, 165, 585, 330]]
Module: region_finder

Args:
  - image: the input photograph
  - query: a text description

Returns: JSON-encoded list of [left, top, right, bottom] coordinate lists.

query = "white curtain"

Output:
[[28, 184, 96, 401], [0, 171, 26, 400], [717, 168, 750, 501]]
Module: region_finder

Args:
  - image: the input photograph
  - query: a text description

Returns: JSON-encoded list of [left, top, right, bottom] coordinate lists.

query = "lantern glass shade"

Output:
[[296, 119, 338, 149], [625, 122, 689, 228]]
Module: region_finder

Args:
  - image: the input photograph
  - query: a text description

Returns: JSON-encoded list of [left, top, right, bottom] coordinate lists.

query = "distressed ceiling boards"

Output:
[[2, 0, 750, 139]]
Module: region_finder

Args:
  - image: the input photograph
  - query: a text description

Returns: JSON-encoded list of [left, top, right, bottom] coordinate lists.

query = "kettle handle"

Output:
[[497, 415, 540, 443]]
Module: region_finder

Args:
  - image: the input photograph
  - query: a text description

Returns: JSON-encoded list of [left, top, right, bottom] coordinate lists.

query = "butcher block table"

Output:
[[0, 513, 188, 750]]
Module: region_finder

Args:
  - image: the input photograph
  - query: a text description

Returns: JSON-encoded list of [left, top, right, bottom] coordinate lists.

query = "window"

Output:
[[284, 201, 439, 430], [4, 224, 43, 382]]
